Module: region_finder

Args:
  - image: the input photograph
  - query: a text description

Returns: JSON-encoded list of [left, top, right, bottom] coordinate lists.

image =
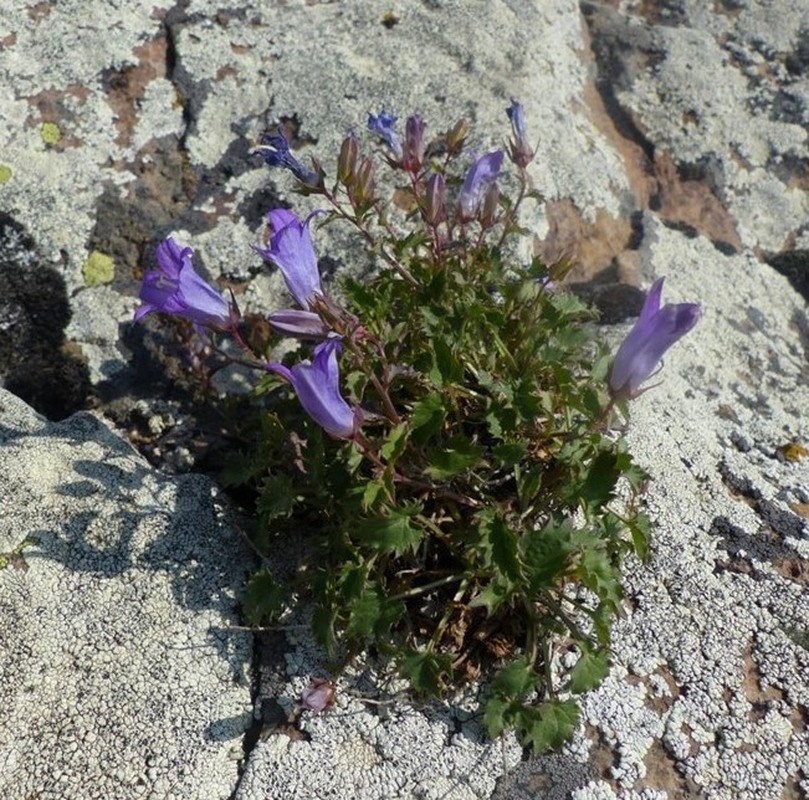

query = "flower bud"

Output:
[[480, 181, 500, 229], [337, 133, 359, 187], [423, 172, 446, 226], [506, 99, 534, 168], [351, 156, 376, 207], [402, 114, 426, 173], [446, 118, 469, 156]]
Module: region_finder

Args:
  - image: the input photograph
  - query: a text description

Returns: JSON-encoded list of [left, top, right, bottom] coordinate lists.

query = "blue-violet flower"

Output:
[[367, 110, 403, 160], [458, 150, 504, 220], [609, 277, 700, 400], [255, 129, 322, 187], [134, 238, 233, 331], [268, 339, 359, 439], [256, 209, 324, 309]]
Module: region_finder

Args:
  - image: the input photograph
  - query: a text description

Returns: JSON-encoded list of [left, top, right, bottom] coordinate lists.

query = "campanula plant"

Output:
[[135, 102, 699, 752]]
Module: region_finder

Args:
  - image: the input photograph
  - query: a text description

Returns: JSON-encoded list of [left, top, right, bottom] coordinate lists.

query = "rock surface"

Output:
[[0, 389, 254, 799], [1, 0, 809, 798]]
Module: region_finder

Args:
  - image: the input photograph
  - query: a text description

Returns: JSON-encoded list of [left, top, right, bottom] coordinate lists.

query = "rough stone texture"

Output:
[[2, 0, 809, 798], [0, 390, 254, 799]]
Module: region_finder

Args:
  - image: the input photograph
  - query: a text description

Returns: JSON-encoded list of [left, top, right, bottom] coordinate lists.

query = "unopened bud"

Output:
[[337, 133, 359, 186], [351, 156, 376, 206], [446, 119, 469, 156], [480, 182, 500, 229], [402, 114, 426, 173], [423, 172, 446, 226]]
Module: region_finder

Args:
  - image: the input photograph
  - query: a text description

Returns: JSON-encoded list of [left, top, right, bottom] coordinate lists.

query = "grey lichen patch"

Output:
[[0, 387, 255, 799]]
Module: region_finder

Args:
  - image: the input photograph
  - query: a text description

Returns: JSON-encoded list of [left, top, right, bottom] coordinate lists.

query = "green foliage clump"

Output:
[[221, 110, 651, 751]]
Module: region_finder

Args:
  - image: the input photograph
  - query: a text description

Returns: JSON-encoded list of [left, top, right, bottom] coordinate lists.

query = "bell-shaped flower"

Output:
[[256, 209, 324, 309], [458, 150, 504, 220], [134, 238, 234, 331], [367, 109, 403, 160], [609, 277, 700, 400], [268, 339, 359, 439]]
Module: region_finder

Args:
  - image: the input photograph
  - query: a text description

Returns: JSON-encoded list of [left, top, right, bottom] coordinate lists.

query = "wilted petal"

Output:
[[609, 277, 700, 399], [134, 238, 232, 330], [301, 678, 336, 713], [256, 209, 324, 308], [459, 150, 504, 220], [268, 308, 331, 339]]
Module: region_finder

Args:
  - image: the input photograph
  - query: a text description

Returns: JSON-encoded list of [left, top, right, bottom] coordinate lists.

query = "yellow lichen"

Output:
[[0, 164, 11, 183], [41, 121, 62, 146], [82, 251, 115, 286]]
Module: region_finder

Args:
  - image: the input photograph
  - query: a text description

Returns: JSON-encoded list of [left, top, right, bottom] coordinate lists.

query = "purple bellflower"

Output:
[[268, 339, 359, 439], [506, 99, 534, 168], [458, 150, 504, 220], [256, 209, 324, 309], [609, 277, 700, 400], [367, 110, 404, 160], [255, 129, 322, 187], [134, 238, 234, 331]]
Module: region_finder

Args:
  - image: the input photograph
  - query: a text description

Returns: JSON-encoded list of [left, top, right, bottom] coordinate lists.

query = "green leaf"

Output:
[[243, 570, 288, 625], [468, 577, 513, 614], [489, 656, 537, 698], [520, 700, 580, 752], [483, 694, 512, 739], [492, 441, 528, 469], [354, 509, 423, 556], [568, 646, 610, 693], [516, 465, 542, 511], [480, 510, 521, 583], [346, 583, 404, 639], [257, 474, 297, 522], [410, 393, 445, 443], [424, 437, 483, 479], [430, 337, 463, 386], [576, 547, 623, 609], [312, 600, 338, 654], [627, 513, 651, 561], [400, 650, 453, 696], [578, 451, 619, 509], [380, 423, 410, 462], [520, 519, 574, 590]]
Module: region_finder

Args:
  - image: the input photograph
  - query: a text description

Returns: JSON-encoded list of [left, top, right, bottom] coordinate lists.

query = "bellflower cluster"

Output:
[[134, 100, 700, 754]]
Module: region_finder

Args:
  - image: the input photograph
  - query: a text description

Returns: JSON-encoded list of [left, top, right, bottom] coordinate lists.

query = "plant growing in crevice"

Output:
[[134, 101, 700, 751]]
